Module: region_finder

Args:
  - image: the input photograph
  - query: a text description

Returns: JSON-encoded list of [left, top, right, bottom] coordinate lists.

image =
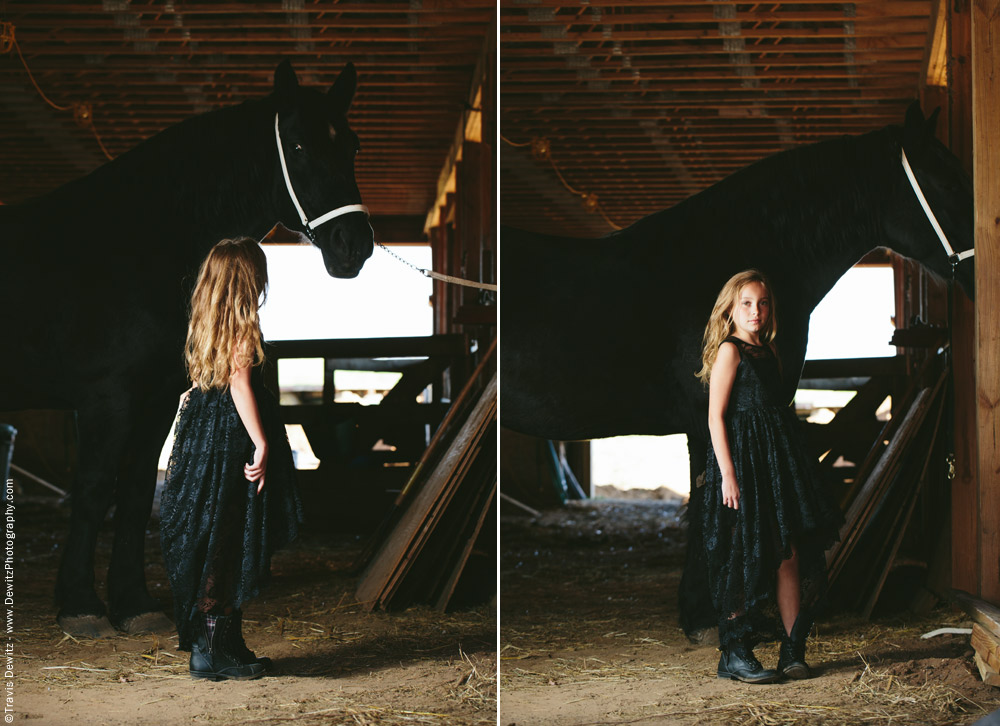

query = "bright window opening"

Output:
[[334, 370, 404, 406], [590, 434, 690, 501], [259, 243, 432, 341]]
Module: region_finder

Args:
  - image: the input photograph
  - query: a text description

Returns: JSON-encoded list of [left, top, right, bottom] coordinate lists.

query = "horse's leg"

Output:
[[55, 394, 130, 638], [107, 386, 178, 634], [678, 434, 719, 645]]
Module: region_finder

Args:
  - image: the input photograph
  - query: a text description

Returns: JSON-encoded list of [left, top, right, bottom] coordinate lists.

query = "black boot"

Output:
[[227, 609, 272, 671], [777, 613, 812, 680], [189, 614, 265, 681], [717, 640, 779, 684]]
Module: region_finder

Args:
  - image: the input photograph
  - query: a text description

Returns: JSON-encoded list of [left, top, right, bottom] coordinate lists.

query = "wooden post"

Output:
[[973, 0, 1000, 603], [457, 142, 483, 309], [482, 23, 497, 290], [949, 0, 980, 595]]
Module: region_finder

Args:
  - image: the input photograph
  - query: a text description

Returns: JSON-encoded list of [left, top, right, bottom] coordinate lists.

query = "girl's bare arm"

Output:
[[230, 362, 268, 493], [708, 342, 740, 509]]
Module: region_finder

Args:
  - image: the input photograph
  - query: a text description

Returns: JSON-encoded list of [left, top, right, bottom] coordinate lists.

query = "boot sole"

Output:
[[190, 669, 265, 681], [781, 664, 811, 680], [717, 670, 779, 684]]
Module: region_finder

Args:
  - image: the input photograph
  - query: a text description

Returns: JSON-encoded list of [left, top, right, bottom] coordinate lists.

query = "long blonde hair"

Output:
[[695, 269, 778, 384], [185, 237, 268, 390]]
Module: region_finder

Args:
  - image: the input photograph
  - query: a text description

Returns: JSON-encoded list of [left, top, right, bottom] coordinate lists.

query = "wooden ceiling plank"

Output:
[[10, 2, 497, 14], [499, 7, 931, 25]]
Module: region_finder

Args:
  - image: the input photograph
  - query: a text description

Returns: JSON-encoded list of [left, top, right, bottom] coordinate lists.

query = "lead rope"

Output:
[[375, 241, 498, 291]]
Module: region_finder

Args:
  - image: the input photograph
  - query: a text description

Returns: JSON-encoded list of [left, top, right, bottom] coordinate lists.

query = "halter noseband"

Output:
[[900, 147, 974, 266], [274, 113, 370, 244]]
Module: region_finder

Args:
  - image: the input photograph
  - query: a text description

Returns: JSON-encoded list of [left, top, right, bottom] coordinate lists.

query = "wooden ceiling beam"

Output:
[[14, 30, 484, 43], [12, 16, 494, 30], [499, 44, 926, 57], [500, 69, 921, 81], [3, 86, 471, 100], [501, 93, 916, 107], [501, 108, 909, 120], [9, 2, 498, 15], [500, 56, 921, 70], [501, 121, 900, 134], [3, 54, 485, 69], [9, 41, 484, 56], [502, 78, 919, 92], [502, 26, 929, 42], [498, 6, 932, 24]]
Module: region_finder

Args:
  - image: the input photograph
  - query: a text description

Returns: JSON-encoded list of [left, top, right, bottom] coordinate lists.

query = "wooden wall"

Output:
[[425, 23, 497, 400]]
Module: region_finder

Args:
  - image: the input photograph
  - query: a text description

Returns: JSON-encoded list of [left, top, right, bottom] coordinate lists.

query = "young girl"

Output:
[[696, 269, 842, 684], [160, 237, 303, 681]]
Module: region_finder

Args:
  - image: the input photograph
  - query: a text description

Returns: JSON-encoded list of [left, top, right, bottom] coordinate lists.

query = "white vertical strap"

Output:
[[900, 147, 974, 262], [275, 113, 310, 229]]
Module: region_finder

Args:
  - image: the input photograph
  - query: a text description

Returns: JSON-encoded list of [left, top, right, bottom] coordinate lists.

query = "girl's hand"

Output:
[[721, 475, 740, 510], [245, 443, 268, 494]]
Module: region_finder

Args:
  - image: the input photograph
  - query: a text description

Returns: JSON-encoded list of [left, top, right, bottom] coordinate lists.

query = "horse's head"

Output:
[[882, 102, 974, 298], [271, 60, 374, 279]]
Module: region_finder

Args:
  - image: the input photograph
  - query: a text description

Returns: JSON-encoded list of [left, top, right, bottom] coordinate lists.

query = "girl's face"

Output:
[[731, 281, 770, 340]]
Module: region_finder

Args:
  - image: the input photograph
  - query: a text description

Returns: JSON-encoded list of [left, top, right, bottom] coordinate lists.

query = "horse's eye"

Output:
[[294, 143, 303, 152]]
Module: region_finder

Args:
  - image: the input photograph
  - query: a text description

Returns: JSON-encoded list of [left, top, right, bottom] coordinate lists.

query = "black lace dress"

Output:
[[701, 336, 842, 649], [160, 367, 304, 651]]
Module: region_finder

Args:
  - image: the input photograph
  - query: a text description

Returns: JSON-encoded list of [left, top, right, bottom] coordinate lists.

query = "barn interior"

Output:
[[499, 1, 1000, 722], [0, 3, 496, 725]]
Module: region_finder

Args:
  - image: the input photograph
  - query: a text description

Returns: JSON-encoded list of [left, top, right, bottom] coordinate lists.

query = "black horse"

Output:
[[0, 61, 374, 637], [499, 103, 974, 636]]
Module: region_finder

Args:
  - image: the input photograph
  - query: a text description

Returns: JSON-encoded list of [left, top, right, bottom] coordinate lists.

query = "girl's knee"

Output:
[[778, 545, 799, 571]]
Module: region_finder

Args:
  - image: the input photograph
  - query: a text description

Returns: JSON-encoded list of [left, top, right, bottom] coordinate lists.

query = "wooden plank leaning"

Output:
[[355, 372, 497, 610]]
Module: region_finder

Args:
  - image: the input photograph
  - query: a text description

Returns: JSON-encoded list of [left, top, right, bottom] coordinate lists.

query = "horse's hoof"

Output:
[[686, 627, 719, 647], [57, 614, 117, 639], [115, 611, 174, 635]]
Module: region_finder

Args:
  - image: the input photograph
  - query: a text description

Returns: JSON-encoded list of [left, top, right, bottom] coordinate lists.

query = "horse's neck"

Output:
[[15, 100, 280, 260], [627, 128, 894, 307]]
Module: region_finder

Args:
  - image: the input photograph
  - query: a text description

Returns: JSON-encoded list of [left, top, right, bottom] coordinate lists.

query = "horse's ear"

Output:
[[926, 106, 941, 137], [274, 60, 299, 109], [903, 100, 930, 152], [328, 62, 357, 116]]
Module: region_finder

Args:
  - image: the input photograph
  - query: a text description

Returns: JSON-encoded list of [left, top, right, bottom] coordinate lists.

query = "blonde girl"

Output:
[[161, 237, 303, 681], [697, 269, 841, 684]]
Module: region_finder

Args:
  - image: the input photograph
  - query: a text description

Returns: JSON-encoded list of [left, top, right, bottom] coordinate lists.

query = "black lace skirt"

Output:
[[702, 405, 842, 648], [160, 377, 303, 651]]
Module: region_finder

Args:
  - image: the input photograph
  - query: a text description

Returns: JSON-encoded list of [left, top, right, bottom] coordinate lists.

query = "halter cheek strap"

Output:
[[900, 147, 974, 264], [274, 113, 369, 244]]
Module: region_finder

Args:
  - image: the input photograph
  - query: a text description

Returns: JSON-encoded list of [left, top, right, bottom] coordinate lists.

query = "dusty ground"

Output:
[[500, 497, 1000, 726], [10, 493, 496, 726]]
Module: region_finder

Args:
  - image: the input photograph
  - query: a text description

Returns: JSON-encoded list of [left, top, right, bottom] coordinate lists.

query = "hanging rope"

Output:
[[502, 133, 623, 231], [499, 133, 531, 148], [376, 242, 498, 291], [3, 23, 115, 161]]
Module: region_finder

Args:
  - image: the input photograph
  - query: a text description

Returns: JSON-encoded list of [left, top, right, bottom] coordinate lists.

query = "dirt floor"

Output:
[[10, 492, 496, 726], [500, 495, 1000, 726]]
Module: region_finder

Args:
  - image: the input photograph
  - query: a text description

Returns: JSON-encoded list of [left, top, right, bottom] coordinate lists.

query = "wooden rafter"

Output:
[[499, 0, 933, 233]]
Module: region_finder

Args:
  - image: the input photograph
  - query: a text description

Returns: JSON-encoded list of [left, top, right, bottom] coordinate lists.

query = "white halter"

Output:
[[274, 113, 369, 243], [900, 147, 974, 264]]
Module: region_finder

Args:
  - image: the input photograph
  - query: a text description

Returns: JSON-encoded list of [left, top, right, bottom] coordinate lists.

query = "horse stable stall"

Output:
[[0, 3, 496, 725], [499, 2, 1000, 724]]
